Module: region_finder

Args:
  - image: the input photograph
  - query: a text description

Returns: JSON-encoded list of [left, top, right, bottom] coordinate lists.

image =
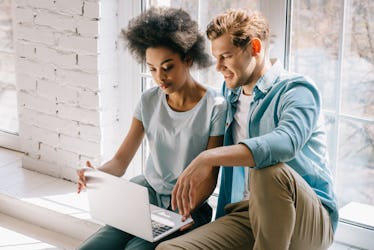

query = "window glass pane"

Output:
[[146, 0, 199, 21], [142, 76, 155, 92], [341, 0, 374, 120], [337, 119, 374, 207], [338, 0, 374, 209], [290, 0, 374, 212], [323, 114, 337, 173], [0, 0, 18, 134], [290, 1, 343, 111]]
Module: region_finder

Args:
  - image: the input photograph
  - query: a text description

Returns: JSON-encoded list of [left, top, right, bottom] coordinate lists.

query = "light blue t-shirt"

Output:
[[134, 86, 227, 198]]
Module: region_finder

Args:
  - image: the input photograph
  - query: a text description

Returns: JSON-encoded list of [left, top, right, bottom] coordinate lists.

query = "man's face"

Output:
[[211, 33, 256, 89]]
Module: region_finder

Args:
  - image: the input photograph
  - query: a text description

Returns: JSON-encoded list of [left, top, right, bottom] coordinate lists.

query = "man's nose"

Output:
[[216, 58, 226, 72]]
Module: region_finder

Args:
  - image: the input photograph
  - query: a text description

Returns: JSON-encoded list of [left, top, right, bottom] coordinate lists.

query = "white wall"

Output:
[[13, 0, 122, 181]]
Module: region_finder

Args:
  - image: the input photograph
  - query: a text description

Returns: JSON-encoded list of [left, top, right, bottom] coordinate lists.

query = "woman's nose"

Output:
[[155, 70, 167, 84]]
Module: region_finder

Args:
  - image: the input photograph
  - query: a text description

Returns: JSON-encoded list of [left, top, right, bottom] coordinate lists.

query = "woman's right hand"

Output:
[[77, 161, 95, 193]]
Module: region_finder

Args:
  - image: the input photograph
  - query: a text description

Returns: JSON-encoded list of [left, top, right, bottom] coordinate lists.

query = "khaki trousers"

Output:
[[157, 163, 333, 250]]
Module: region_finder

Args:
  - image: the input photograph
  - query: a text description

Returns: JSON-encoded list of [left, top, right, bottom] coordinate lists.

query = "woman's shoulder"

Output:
[[140, 86, 163, 101], [141, 86, 161, 96], [204, 86, 227, 107], [138, 87, 165, 111], [199, 86, 227, 115]]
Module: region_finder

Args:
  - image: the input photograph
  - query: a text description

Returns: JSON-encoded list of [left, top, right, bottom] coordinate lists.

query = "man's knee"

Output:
[[251, 163, 291, 184], [250, 163, 297, 200]]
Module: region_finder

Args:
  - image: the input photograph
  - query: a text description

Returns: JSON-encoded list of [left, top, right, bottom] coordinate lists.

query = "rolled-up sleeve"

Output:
[[240, 84, 320, 169]]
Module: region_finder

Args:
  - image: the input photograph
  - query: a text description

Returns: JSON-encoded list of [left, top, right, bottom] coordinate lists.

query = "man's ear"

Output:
[[251, 38, 262, 55]]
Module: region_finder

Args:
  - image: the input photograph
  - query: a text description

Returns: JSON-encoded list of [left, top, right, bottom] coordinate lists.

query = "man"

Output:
[[157, 8, 338, 250]]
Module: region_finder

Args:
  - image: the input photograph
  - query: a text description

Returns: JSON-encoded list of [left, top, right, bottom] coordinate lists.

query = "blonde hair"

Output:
[[206, 9, 270, 49]]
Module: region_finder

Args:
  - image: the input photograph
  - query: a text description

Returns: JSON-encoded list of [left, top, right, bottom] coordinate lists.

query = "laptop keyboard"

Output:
[[152, 220, 172, 237]]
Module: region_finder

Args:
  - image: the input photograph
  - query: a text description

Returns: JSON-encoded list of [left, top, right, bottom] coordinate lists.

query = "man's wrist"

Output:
[[199, 149, 216, 169]]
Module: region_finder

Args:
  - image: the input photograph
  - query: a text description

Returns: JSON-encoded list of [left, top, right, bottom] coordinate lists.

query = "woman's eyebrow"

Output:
[[146, 58, 174, 66]]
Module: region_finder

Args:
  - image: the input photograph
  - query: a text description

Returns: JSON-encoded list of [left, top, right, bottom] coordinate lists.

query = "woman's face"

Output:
[[145, 47, 191, 94]]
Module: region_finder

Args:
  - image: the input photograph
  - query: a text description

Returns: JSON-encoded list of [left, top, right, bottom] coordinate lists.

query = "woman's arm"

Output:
[[99, 118, 145, 177], [77, 118, 145, 193]]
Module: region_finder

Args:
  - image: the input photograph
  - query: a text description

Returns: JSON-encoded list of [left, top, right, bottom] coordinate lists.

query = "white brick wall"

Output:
[[13, 0, 121, 181]]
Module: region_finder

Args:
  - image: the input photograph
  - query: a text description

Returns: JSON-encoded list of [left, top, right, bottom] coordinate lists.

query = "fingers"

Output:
[[76, 161, 95, 194], [189, 180, 196, 210], [76, 168, 86, 193], [172, 178, 191, 217], [179, 220, 194, 231], [172, 177, 194, 219], [86, 161, 94, 168], [181, 180, 191, 217], [171, 182, 179, 211], [177, 181, 187, 216], [175, 180, 184, 215], [77, 180, 84, 193]]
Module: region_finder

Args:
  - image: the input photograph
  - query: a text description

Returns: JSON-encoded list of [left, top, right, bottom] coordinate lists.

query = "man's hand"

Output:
[[172, 153, 218, 219]]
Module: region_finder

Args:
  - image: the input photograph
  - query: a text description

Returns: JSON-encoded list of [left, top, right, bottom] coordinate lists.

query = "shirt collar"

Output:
[[253, 59, 282, 101]]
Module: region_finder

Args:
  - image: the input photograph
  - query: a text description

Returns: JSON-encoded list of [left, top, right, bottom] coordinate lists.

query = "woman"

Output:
[[77, 6, 227, 250]]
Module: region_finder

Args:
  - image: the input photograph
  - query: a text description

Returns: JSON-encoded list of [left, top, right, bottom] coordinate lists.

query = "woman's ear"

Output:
[[250, 38, 262, 55], [184, 56, 193, 67]]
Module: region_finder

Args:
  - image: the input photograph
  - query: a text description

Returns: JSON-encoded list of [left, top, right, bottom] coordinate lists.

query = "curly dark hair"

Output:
[[122, 7, 211, 68]]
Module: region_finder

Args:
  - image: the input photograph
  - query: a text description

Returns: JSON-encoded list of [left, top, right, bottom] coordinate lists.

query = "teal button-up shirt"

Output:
[[216, 60, 338, 232]]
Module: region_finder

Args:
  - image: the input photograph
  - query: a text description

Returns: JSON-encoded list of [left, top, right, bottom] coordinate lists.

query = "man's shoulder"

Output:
[[277, 71, 316, 86], [275, 72, 319, 94]]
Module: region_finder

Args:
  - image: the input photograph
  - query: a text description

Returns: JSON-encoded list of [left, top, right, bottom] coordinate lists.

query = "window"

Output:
[[118, 1, 143, 178], [119, 1, 287, 177], [290, 0, 373, 246], [0, 0, 19, 150], [290, 0, 373, 211], [120, 0, 373, 243]]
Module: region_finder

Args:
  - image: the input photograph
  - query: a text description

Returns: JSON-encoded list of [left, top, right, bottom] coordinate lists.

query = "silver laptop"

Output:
[[85, 169, 193, 242]]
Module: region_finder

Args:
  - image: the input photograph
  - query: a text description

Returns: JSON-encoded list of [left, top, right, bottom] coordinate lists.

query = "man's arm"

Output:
[[241, 84, 320, 168], [172, 135, 223, 219], [172, 143, 254, 217]]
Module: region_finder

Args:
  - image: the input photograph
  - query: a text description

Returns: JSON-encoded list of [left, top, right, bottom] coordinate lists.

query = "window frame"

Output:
[[117, 0, 144, 179], [0, 0, 20, 151], [0, 131, 20, 151], [118, 0, 374, 247]]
